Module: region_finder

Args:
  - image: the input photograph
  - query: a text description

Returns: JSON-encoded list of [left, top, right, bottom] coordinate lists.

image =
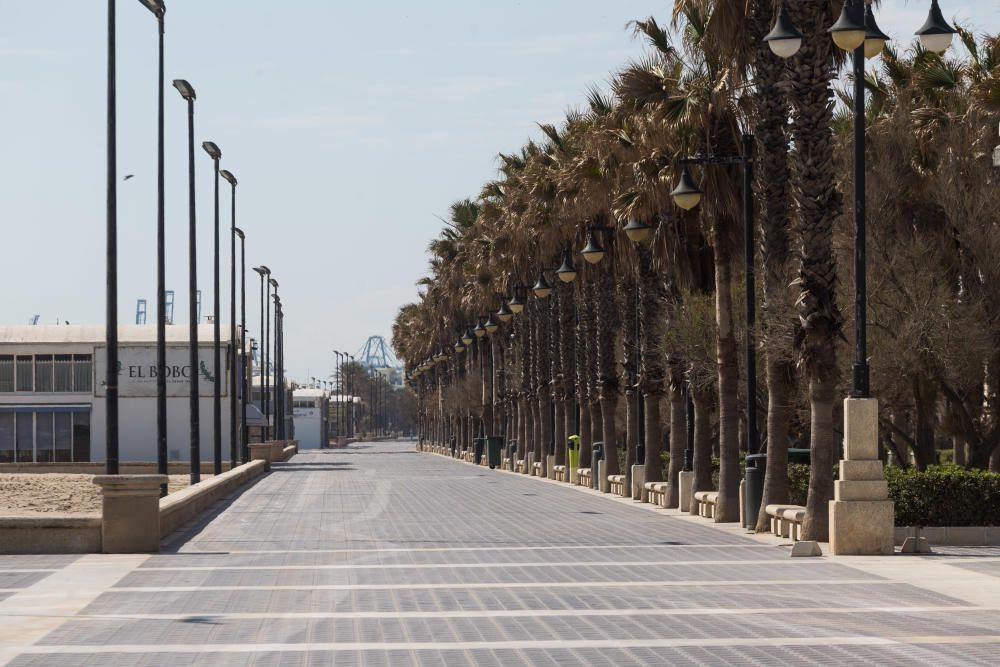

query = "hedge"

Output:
[[885, 466, 1000, 527]]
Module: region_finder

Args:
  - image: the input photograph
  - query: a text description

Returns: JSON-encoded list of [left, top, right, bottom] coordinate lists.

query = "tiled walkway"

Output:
[[2, 440, 1000, 666]]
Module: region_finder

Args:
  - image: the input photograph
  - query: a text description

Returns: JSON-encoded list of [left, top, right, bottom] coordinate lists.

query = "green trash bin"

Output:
[[473, 437, 486, 465], [567, 435, 581, 475], [487, 436, 504, 469]]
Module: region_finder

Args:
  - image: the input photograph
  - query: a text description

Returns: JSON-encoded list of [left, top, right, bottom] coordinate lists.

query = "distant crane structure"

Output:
[[135, 299, 148, 325], [356, 335, 399, 370], [29, 315, 40, 325]]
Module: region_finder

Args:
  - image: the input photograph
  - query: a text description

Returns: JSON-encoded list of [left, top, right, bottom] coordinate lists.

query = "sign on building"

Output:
[[93, 345, 226, 398]]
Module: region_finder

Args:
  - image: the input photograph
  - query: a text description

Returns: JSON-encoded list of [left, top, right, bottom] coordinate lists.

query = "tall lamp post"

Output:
[[349, 354, 356, 437], [234, 226, 247, 462], [763, 0, 956, 552], [202, 141, 223, 474], [221, 170, 238, 466], [273, 294, 283, 439], [173, 78, 199, 484], [670, 133, 758, 527], [268, 277, 278, 438], [252, 266, 270, 440], [138, 0, 166, 489], [105, 0, 120, 475]]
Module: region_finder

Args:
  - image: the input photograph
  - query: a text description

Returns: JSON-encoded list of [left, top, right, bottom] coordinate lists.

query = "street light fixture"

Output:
[[455, 338, 466, 353], [916, 0, 957, 53], [532, 270, 553, 299], [828, 0, 866, 52], [462, 329, 475, 346], [473, 319, 487, 337], [508, 288, 526, 314], [763, 1, 803, 59], [670, 165, 703, 210], [623, 217, 652, 243], [556, 249, 577, 283], [496, 301, 514, 323], [484, 315, 499, 335], [202, 141, 223, 475], [253, 265, 271, 439], [580, 233, 606, 264], [864, 5, 891, 59], [174, 78, 200, 484]]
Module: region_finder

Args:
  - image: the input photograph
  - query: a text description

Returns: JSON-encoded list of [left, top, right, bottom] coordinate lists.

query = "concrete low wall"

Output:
[[0, 514, 102, 554], [159, 460, 268, 539], [895, 526, 1000, 547], [0, 462, 235, 475], [282, 443, 298, 460]]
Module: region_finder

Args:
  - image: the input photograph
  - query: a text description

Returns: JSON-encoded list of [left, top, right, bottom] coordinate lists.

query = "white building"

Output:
[[0, 324, 244, 464], [292, 388, 328, 449]]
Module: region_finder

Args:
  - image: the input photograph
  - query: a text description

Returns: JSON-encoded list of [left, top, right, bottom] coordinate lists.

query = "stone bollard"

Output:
[[679, 471, 694, 513], [598, 460, 610, 493], [249, 443, 273, 471], [93, 475, 168, 554], [632, 464, 646, 501], [830, 398, 894, 555], [525, 452, 534, 475], [546, 455, 556, 480]]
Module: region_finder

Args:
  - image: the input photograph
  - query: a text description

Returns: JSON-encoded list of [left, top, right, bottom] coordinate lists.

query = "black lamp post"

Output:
[[333, 350, 341, 436], [269, 278, 279, 438], [765, 0, 956, 399], [273, 294, 283, 439], [173, 78, 199, 484], [105, 0, 120, 475], [252, 265, 270, 440], [139, 0, 166, 489], [234, 226, 247, 462], [202, 141, 223, 474], [221, 169, 238, 467], [349, 354, 356, 437]]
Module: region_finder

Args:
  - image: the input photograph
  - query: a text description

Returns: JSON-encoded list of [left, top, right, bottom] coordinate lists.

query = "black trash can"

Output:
[[473, 437, 486, 465], [788, 447, 811, 465], [592, 442, 604, 491], [487, 436, 504, 469], [744, 453, 766, 530]]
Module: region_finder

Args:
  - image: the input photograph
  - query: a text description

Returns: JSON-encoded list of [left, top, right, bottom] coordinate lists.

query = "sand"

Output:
[[0, 474, 207, 516]]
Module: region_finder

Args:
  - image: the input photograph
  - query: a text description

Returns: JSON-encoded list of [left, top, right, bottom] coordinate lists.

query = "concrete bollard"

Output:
[[546, 455, 556, 480], [93, 475, 168, 554], [679, 471, 694, 513], [632, 464, 645, 501]]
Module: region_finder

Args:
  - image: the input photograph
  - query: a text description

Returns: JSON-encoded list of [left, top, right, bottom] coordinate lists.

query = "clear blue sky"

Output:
[[1, 0, 996, 382]]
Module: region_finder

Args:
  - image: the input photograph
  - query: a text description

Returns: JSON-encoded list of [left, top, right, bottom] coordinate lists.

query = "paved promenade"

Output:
[[2, 440, 1000, 665]]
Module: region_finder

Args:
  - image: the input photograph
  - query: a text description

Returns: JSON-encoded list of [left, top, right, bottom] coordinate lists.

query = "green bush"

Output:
[[886, 465, 1000, 527]]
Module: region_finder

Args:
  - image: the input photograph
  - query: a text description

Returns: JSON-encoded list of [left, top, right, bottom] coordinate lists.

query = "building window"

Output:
[[55, 413, 73, 462], [16, 412, 33, 463], [72, 412, 90, 462], [74, 355, 92, 393], [35, 355, 54, 393], [0, 356, 13, 393], [36, 412, 54, 463], [16, 356, 32, 392], [0, 413, 13, 463], [54, 355, 73, 392]]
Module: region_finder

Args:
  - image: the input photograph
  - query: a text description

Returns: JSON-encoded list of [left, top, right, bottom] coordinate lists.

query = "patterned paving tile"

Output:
[[6, 441, 999, 667]]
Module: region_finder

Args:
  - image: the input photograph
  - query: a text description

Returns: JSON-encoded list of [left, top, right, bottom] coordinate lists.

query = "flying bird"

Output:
[[123, 174, 134, 181]]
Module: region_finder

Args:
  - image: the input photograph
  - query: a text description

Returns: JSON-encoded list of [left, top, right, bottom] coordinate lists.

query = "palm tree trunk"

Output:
[[666, 379, 686, 507], [622, 277, 639, 492], [639, 246, 667, 485], [751, 0, 797, 532], [690, 386, 714, 515], [756, 359, 794, 530], [714, 236, 741, 523], [787, 0, 844, 541]]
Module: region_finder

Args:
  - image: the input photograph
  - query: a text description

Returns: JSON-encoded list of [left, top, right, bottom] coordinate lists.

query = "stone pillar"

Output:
[[249, 443, 273, 471], [269, 440, 285, 462], [598, 459, 610, 493], [546, 455, 556, 480], [525, 452, 534, 475], [830, 398, 894, 555], [678, 471, 694, 513], [632, 464, 645, 501], [93, 475, 168, 554]]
